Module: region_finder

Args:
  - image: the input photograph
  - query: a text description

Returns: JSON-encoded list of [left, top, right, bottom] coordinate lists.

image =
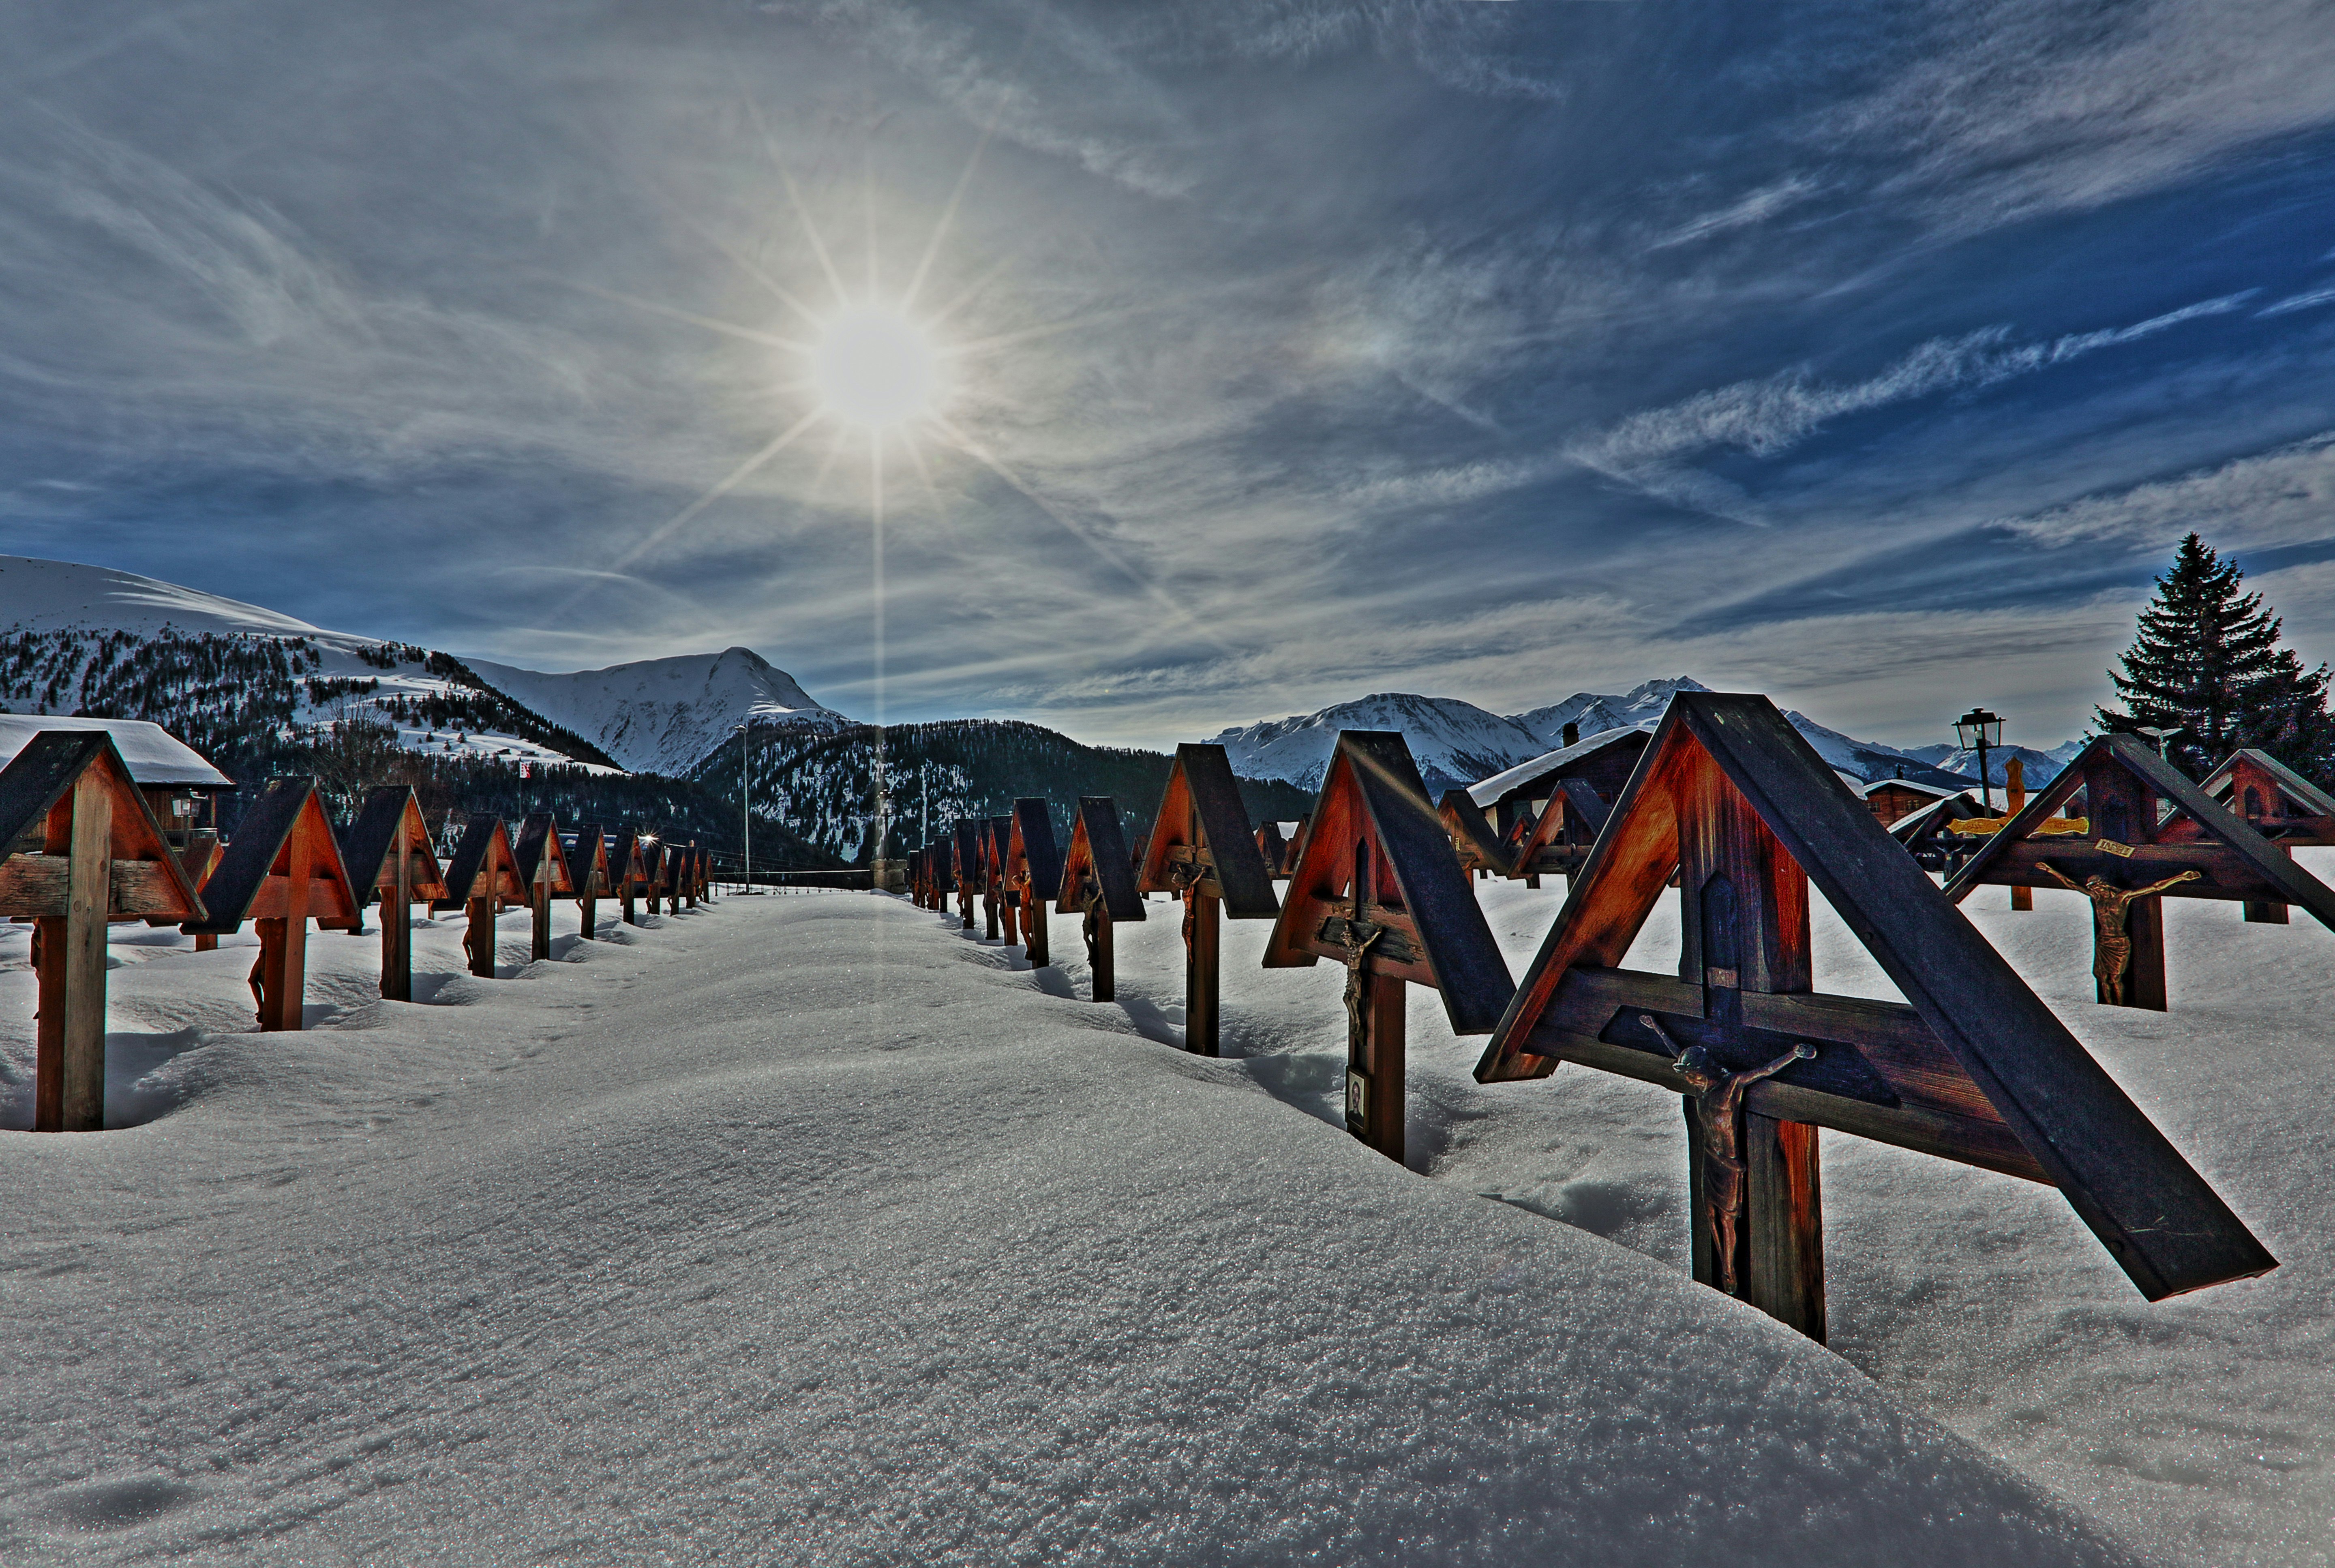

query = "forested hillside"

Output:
[[694, 719, 1316, 864]]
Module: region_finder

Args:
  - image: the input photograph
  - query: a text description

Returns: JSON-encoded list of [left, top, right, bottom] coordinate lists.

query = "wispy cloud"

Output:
[[1650, 176, 1824, 250], [1568, 291, 2262, 512], [2002, 430, 2335, 551], [2260, 285, 2335, 318]]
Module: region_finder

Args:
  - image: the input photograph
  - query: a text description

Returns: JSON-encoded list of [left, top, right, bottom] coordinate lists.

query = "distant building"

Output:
[[0, 714, 234, 833]]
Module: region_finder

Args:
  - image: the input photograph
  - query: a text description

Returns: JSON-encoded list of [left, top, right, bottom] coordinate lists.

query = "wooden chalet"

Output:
[[1266, 734, 1514, 1162], [338, 786, 449, 1001], [512, 813, 577, 962], [1054, 796, 1144, 1001], [183, 777, 361, 1031], [1004, 799, 1064, 966], [2202, 748, 2335, 846], [1136, 744, 1279, 1057], [0, 714, 236, 839], [608, 827, 651, 926], [1861, 774, 1965, 826], [1943, 735, 2335, 1001], [566, 824, 614, 940], [0, 732, 206, 1130], [1437, 789, 1510, 880], [437, 818, 526, 977], [1476, 693, 2275, 1341], [1472, 725, 1649, 885]]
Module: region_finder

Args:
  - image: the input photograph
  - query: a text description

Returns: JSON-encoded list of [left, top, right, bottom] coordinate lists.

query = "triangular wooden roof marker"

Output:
[[438, 818, 525, 909], [1479, 694, 2273, 1324], [952, 820, 983, 931], [182, 777, 360, 1032], [514, 813, 577, 898], [1054, 797, 1143, 1002], [1436, 789, 1510, 878], [1268, 734, 1515, 1161], [2200, 747, 2335, 840], [566, 824, 613, 899], [1004, 799, 1063, 966], [0, 731, 205, 923], [1137, 743, 1279, 1056], [1944, 735, 2335, 993], [607, 827, 651, 925], [337, 785, 448, 1002], [340, 788, 450, 905], [0, 731, 208, 1131]]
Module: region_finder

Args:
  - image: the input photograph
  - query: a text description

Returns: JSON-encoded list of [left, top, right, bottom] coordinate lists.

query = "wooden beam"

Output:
[[1187, 886, 1221, 1056], [382, 833, 412, 1002], [37, 772, 112, 1130], [1745, 1114, 1825, 1343]]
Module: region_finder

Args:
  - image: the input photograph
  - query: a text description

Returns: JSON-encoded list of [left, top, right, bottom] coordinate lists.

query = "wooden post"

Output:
[[1745, 1112, 1826, 1342], [984, 879, 999, 940], [34, 771, 112, 1131], [2006, 759, 2031, 911], [194, 932, 217, 952], [2121, 895, 2169, 1011], [466, 895, 494, 978], [580, 892, 596, 939], [1024, 893, 1048, 966], [1091, 906, 1114, 1001], [1684, 1097, 1722, 1290], [381, 835, 412, 1002], [1186, 885, 1221, 1056], [255, 822, 310, 1032], [622, 887, 637, 927], [2247, 840, 2293, 923], [531, 858, 552, 962], [1347, 964, 1405, 1162]]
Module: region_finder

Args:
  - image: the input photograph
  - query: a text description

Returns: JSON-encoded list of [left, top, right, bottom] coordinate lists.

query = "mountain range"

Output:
[[2, 555, 2080, 846], [1208, 678, 2041, 797]]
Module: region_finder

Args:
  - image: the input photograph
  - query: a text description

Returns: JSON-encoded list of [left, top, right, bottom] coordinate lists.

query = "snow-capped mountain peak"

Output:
[[463, 647, 849, 775], [1510, 677, 1712, 748], [1207, 693, 1543, 795]]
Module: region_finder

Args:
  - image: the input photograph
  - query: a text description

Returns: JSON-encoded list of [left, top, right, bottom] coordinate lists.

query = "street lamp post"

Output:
[[1955, 706, 2005, 813], [735, 720, 753, 895]]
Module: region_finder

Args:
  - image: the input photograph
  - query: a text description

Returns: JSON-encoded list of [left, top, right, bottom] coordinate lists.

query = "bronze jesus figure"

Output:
[[2034, 861, 2202, 1005], [1641, 1014, 1814, 1296]]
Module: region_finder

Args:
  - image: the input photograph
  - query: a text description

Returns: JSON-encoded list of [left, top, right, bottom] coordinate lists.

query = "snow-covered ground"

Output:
[[0, 866, 2323, 1564]]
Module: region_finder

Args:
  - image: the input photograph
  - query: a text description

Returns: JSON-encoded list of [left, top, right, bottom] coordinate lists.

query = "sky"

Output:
[[4, 1, 2335, 754]]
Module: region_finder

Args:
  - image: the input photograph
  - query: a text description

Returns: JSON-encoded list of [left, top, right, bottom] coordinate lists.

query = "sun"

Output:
[[811, 305, 941, 429]]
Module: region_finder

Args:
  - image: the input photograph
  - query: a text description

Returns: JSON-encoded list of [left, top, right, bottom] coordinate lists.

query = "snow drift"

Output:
[[0, 897, 2138, 1566]]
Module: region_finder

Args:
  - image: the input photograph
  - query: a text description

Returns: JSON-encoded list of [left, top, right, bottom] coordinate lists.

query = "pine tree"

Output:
[[2099, 532, 2335, 782]]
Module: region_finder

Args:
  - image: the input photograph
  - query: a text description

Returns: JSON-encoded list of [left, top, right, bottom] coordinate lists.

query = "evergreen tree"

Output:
[[2099, 532, 2335, 782]]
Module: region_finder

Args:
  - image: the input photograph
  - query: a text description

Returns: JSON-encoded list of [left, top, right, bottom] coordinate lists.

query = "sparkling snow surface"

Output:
[[0, 868, 2324, 1564]]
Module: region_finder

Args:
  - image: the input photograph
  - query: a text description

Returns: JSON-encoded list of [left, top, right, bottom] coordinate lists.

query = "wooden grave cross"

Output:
[[0, 732, 206, 1130], [953, 822, 982, 932], [981, 816, 1013, 943], [1255, 820, 1292, 881], [1478, 694, 2276, 1343], [1267, 734, 1515, 1162], [2198, 748, 2335, 923], [182, 777, 361, 1032], [1004, 799, 1063, 967], [683, 842, 701, 908], [338, 786, 449, 1002], [608, 827, 650, 927], [437, 818, 526, 978], [512, 813, 576, 962], [1135, 743, 1279, 1056], [566, 823, 613, 938], [1054, 797, 1144, 1002], [638, 838, 668, 917], [1943, 735, 2335, 1007], [1437, 788, 1512, 881]]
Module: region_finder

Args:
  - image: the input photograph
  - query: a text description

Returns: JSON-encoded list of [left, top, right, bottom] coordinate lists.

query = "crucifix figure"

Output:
[[1641, 1014, 1814, 1296], [2034, 861, 2203, 1005], [1079, 880, 1103, 969], [1341, 917, 1384, 1044]]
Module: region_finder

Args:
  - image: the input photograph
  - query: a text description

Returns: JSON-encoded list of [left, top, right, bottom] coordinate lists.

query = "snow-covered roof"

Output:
[[2201, 748, 2335, 818], [1467, 723, 1654, 808], [1860, 775, 1961, 803], [0, 714, 233, 789]]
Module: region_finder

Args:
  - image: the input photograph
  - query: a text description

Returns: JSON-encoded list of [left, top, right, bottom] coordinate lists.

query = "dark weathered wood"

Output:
[[1745, 1113, 1825, 1342], [1005, 799, 1062, 966], [1479, 692, 2275, 1316], [1348, 959, 1406, 1163], [954, 822, 981, 931], [1055, 798, 1142, 1001], [1135, 744, 1279, 917], [465, 895, 494, 977], [51, 773, 111, 1129], [1187, 885, 1220, 1056], [1437, 789, 1510, 878]]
